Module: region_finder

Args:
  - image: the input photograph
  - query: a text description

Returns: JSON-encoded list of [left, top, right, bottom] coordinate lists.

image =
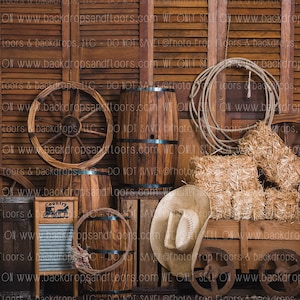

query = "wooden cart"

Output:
[[191, 219, 300, 297], [190, 115, 300, 298]]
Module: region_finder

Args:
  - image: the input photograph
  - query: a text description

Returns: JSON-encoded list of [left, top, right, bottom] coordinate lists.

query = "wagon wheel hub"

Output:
[[191, 247, 236, 298], [204, 262, 221, 281], [60, 115, 82, 137]]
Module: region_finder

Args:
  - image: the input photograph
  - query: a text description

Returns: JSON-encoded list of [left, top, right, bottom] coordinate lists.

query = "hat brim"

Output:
[[150, 184, 211, 278]]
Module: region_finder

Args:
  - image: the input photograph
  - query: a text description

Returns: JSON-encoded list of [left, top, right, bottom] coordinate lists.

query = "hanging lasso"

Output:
[[71, 207, 133, 275], [189, 57, 280, 154]]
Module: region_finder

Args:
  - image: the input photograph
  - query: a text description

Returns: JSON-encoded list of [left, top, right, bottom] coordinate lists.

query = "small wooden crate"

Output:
[[117, 189, 176, 292], [34, 196, 78, 298]]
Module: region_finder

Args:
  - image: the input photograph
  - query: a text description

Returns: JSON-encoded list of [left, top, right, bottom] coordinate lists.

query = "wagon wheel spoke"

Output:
[[6, 181, 17, 196], [36, 117, 58, 127], [80, 107, 100, 122], [43, 93, 64, 117], [63, 136, 71, 162], [0, 167, 35, 196], [41, 132, 61, 147], [81, 127, 106, 138], [70, 88, 81, 116], [75, 136, 93, 160], [41, 132, 62, 147], [211, 279, 219, 293], [282, 281, 294, 294], [287, 264, 300, 273]]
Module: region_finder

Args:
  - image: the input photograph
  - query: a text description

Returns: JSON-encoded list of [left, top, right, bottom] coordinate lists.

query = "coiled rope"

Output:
[[71, 207, 133, 276], [189, 57, 280, 155]]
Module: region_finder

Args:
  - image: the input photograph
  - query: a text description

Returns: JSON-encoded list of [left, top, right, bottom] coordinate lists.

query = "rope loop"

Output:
[[189, 57, 280, 154], [71, 207, 133, 275]]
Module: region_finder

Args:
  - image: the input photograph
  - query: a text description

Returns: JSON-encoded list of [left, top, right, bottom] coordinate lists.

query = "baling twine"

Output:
[[189, 57, 280, 155]]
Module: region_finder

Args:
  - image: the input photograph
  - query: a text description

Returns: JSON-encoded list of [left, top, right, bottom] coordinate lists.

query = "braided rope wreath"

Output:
[[189, 57, 280, 154], [71, 208, 133, 275]]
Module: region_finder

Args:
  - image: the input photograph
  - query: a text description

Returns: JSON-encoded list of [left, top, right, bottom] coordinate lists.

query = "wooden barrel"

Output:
[[74, 209, 133, 298], [45, 169, 112, 215], [117, 87, 179, 189], [0, 197, 34, 297]]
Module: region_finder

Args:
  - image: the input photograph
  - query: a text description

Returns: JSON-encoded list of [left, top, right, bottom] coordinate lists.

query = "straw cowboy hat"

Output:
[[150, 184, 211, 278]]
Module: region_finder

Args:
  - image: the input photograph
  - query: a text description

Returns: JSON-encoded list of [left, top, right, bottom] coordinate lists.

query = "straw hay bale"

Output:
[[231, 188, 265, 221], [239, 121, 300, 190], [207, 190, 232, 220], [189, 155, 260, 193], [264, 188, 299, 221]]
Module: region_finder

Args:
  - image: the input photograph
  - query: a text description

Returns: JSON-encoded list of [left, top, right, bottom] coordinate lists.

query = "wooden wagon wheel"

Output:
[[259, 249, 300, 296], [0, 167, 35, 196], [27, 81, 113, 169], [191, 247, 236, 298]]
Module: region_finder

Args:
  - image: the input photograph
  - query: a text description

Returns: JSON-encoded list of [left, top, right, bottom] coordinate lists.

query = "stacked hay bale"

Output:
[[189, 121, 300, 222], [189, 155, 265, 220], [239, 121, 300, 222]]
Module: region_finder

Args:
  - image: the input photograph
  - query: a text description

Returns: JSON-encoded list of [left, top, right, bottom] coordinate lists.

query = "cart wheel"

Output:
[[0, 167, 35, 196], [28, 81, 113, 169], [191, 247, 236, 298], [259, 249, 300, 296]]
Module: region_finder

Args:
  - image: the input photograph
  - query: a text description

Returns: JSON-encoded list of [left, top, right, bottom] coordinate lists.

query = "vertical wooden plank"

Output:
[[240, 220, 249, 273], [217, 0, 228, 62], [139, 199, 159, 288], [207, 0, 218, 67], [207, 0, 219, 152], [216, 1, 227, 131], [175, 119, 204, 187], [140, 0, 154, 86], [34, 199, 40, 297], [70, 0, 80, 83], [62, 0, 71, 83], [119, 198, 139, 288], [280, 0, 295, 112]]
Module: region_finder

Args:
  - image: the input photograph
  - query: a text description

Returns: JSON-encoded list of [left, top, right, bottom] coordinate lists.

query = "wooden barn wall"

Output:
[[0, 0, 299, 194]]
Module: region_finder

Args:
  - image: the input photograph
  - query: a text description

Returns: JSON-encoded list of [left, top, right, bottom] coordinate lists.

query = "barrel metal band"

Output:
[[57, 169, 109, 176], [117, 138, 178, 145], [86, 215, 130, 221], [87, 249, 134, 255], [85, 289, 132, 295], [121, 86, 175, 92], [120, 183, 173, 189]]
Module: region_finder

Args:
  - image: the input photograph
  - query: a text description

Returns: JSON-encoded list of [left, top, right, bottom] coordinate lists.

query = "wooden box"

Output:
[[117, 190, 176, 292]]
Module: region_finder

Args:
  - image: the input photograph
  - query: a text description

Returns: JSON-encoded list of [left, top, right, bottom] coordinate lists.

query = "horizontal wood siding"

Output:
[[77, 1, 140, 173], [153, 0, 208, 110], [0, 2, 65, 191], [225, 0, 282, 134], [0, 1, 299, 193]]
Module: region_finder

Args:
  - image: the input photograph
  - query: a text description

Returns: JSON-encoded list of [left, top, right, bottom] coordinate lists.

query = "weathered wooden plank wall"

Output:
[[0, 0, 299, 193]]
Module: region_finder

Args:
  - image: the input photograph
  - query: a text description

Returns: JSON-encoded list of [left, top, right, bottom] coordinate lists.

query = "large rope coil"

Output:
[[189, 57, 280, 154], [71, 207, 133, 276]]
